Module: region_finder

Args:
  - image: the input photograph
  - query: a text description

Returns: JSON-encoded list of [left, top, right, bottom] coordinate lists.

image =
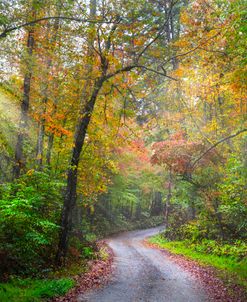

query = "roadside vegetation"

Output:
[[149, 235, 247, 288], [0, 278, 75, 302]]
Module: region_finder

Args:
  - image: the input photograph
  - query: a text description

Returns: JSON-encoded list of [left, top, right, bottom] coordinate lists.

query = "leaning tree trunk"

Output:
[[13, 29, 34, 178], [56, 0, 99, 265], [56, 77, 104, 265]]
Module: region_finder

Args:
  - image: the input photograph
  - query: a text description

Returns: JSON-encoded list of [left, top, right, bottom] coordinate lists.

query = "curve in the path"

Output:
[[78, 226, 209, 302]]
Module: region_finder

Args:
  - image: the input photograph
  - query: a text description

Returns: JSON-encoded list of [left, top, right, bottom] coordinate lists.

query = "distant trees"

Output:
[[150, 0, 247, 241]]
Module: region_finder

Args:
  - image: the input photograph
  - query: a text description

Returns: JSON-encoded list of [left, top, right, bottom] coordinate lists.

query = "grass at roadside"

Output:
[[148, 234, 247, 288], [0, 259, 89, 302], [0, 278, 75, 302], [0, 244, 108, 302]]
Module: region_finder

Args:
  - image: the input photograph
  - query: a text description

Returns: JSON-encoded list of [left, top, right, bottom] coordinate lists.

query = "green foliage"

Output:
[[98, 246, 109, 262], [82, 247, 94, 259], [164, 153, 247, 243], [0, 171, 64, 275], [0, 0, 246, 288], [0, 278, 74, 302], [217, 155, 247, 238], [188, 239, 247, 260]]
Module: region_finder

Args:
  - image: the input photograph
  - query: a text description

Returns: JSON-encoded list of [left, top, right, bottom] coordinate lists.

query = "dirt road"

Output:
[[78, 226, 209, 302]]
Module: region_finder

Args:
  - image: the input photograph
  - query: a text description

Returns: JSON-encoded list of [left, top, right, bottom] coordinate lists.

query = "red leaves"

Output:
[[116, 138, 152, 175], [151, 131, 204, 174]]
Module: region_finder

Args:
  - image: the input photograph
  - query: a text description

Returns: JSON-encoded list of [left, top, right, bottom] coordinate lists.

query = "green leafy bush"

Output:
[[217, 156, 247, 239], [0, 171, 64, 276], [82, 246, 94, 259]]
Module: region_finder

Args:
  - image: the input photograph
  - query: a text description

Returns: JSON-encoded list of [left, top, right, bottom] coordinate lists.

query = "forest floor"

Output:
[[51, 242, 114, 302]]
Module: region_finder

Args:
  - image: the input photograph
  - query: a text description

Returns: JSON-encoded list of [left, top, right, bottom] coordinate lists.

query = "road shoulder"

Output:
[[146, 240, 247, 302], [51, 241, 114, 302]]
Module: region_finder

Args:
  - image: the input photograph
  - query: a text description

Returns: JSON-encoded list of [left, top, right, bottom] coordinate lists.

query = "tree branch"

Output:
[[136, 3, 174, 60], [191, 128, 247, 169], [105, 64, 177, 81], [162, 32, 221, 66], [0, 16, 114, 39]]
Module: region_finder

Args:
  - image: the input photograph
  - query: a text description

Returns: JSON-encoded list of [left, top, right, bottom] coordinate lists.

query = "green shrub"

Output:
[[82, 246, 94, 259], [0, 171, 64, 275]]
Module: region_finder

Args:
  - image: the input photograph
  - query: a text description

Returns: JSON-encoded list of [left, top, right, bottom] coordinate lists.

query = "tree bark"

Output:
[[164, 169, 172, 228], [46, 132, 54, 167], [56, 0, 100, 265], [13, 29, 34, 178], [212, 199, 225, 240]]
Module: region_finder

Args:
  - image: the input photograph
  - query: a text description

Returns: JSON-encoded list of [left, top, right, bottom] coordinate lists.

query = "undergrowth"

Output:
[[0, 278, 75, 302]]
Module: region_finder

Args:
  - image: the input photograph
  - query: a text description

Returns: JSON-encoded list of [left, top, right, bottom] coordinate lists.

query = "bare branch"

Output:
[[162, 32, 221, 66], [0, 16, 114, 39], [105, 64, 177, 81]]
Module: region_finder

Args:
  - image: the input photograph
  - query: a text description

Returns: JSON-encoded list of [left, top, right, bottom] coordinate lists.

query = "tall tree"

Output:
[[13, 4, 36, 178], [56, 0, 177, 263]]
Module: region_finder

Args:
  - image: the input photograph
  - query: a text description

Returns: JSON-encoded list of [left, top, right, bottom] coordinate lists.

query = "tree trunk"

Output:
[[36, 120, 45, 168], [151, 191, 162, 216], [46, 133, 54, 167], [212, 198, 225, 240], [56, 77, 104, 265], [13, 29, 34, 178], [56, 0, 99, 265], [164, 169, 172, 228]]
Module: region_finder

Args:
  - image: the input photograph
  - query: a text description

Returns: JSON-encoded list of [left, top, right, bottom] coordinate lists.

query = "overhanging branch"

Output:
[[0, 16, 114, 39], [191, 128, 247, 169]]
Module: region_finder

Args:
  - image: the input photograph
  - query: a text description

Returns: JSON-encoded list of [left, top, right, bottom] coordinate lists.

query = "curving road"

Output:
[[78, 226, 209, 302]]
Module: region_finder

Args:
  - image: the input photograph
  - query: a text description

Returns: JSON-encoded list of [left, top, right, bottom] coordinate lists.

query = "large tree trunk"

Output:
[[56, 77, 104, 265], [13, 29, 34, 178]]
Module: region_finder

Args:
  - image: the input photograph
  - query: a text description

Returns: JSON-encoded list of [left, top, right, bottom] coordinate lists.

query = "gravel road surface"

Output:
[[78, 226, 209, 302]]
